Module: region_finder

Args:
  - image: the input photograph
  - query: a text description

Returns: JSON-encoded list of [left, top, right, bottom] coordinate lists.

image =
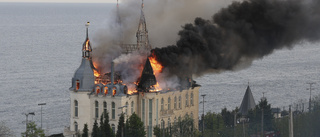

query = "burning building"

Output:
[[64, 1, 200, 136]]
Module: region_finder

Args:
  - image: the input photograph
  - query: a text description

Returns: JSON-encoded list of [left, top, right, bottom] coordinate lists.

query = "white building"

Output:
[[64, 1, 200, 136]]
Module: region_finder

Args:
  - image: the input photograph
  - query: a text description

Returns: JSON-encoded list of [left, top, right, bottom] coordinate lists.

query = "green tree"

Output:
[[21, 121, 45, 137], [99, 114, 105, 137], [91, 120, 99, 137], [0, 121, 13, 137], [82, 123, 89, 137], [247, 98, 274, 135], [170, 115, 198, 137], [102, 112, 114, 137], [116, 113, 125, 137], [127, 113, 146, 137]]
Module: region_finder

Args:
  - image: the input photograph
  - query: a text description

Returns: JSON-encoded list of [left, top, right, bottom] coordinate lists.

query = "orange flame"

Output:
[[148, 53, 163, 91], [85, 40, 91, 51]]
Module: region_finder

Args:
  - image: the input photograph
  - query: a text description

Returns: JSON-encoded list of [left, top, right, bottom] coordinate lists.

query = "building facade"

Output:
[[64, 1, 199, 136]]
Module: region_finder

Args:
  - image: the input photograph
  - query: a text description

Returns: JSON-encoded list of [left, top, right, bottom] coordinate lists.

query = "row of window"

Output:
[[74, 121, 116, 133], [160, 92, 194, 111], [74, 100, 135, 120], [160, 112, 194, 129]]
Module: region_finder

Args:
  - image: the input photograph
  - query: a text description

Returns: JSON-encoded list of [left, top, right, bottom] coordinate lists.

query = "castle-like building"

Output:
[[64, 1, 200, 137]]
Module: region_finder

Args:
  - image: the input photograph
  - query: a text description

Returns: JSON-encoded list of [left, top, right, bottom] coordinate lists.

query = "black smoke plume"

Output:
[[152, 0, 320, 78]]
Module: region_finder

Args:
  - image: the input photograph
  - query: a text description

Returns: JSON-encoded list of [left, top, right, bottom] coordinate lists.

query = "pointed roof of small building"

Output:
[[239, 85, 256, 116], [137, 58, 157, 92]]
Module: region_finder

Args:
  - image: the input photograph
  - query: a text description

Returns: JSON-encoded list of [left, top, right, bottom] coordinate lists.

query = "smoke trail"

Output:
[[91, 0, 236, 88], [152, 0, 320, 78]]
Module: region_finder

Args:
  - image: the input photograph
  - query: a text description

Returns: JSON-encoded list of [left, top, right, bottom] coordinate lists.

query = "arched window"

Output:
[[131, 101, 134, 114], [74, 121, 78, 131], [178, 96, 181, 109], [168, 118, 171, 128], [103, 101, 107, 114], [112, 124, 115, 134], [112, 102, 115, 119], [104, 87, 108, 95], [76, 80, 80, 90], [190, 112, 193, 120], [74, 100, 78, 117], [161, 119, 165, 129], [174, 117, 177, 126], [174, 96, 177, 109], [112, 87, 116, 97], [185, 93, 189, 107], [191, 93, 194, 106], [125, 102, 128, 115], [161, 98, 164, 111], [96, 86, 100, 95], [168, 97, 171, 110], [95, 101, 99, 118]]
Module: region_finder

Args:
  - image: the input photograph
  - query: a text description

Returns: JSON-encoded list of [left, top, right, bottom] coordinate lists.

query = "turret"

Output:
[[70, 22, 95, 92], [136, 0, 151, 50], [82, 22, 92, 59]]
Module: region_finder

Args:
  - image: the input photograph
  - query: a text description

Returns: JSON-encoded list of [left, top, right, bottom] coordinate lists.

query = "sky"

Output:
[[0, 0, 116, 3]]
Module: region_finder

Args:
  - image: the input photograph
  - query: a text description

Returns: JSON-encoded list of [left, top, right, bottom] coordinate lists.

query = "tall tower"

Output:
[[71, 22, 95, 91], [67, 22, 95, 135], [136, 0, 151, 50], [116, 0, 123, 44]]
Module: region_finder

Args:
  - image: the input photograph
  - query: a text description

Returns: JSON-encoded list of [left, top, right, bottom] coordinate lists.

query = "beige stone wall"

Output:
[[67, 86, 200, 137]]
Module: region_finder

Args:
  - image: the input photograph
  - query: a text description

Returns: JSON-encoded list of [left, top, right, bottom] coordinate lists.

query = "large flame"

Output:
[[148, 52, 163, 91]]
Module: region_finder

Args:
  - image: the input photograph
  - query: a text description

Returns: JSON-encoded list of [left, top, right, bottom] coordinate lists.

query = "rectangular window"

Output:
[[112, 102, 115, 119], [148, 99, 153, 137], [142, 99, 145, 124], [74, 100, 78, 117], [103, 102, 107, 114], [131, 101, 134, 114], [95, 101, 99, 118]]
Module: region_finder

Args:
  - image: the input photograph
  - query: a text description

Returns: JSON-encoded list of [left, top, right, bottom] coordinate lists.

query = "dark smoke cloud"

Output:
[[152, 0, 320, 78]]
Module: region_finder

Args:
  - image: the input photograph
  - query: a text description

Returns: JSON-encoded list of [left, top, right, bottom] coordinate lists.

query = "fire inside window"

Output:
[[112, 87, 116, 97], [96, 87, 100, 95], [76, 80, 80, 90], [104, 88, 108, 95]]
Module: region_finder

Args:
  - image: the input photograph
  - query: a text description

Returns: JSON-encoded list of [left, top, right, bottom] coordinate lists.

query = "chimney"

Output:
[[111, 61, 115, 87]]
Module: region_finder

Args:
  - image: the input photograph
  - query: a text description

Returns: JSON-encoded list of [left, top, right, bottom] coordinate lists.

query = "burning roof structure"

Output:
[[137, 58, 157, 92]]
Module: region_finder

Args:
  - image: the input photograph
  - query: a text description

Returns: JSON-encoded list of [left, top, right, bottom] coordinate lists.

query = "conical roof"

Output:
[[137, 58, 157, 92], [239, 85, 256, 116]]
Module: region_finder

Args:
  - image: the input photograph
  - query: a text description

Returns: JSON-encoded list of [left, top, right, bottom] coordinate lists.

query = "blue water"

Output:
[[0, 2, 319, 136]]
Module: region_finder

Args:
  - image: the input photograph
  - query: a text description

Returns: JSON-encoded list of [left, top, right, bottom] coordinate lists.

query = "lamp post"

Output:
[[200, 94, 206, 137], [38, 103, 46, 129], [24, 112, 35, 137]]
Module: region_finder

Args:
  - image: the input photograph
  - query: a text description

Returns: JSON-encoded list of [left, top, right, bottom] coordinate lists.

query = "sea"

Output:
[[0, 2, 319, 136]]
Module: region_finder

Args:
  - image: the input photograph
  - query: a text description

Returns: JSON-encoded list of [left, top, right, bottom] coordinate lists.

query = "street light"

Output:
[[200, 94, 206, 137], [24, 112, 35, 136], [38, 103, 46, 129]]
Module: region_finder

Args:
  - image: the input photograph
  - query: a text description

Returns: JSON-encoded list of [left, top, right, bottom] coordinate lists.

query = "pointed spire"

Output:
[[82, 22, 92, 59], [136, 0, 151, 50], [141, 0, 144, 9], [137, 58, 157, 92], [115, 0, 123, 44], [239, 85, 256, 116]]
